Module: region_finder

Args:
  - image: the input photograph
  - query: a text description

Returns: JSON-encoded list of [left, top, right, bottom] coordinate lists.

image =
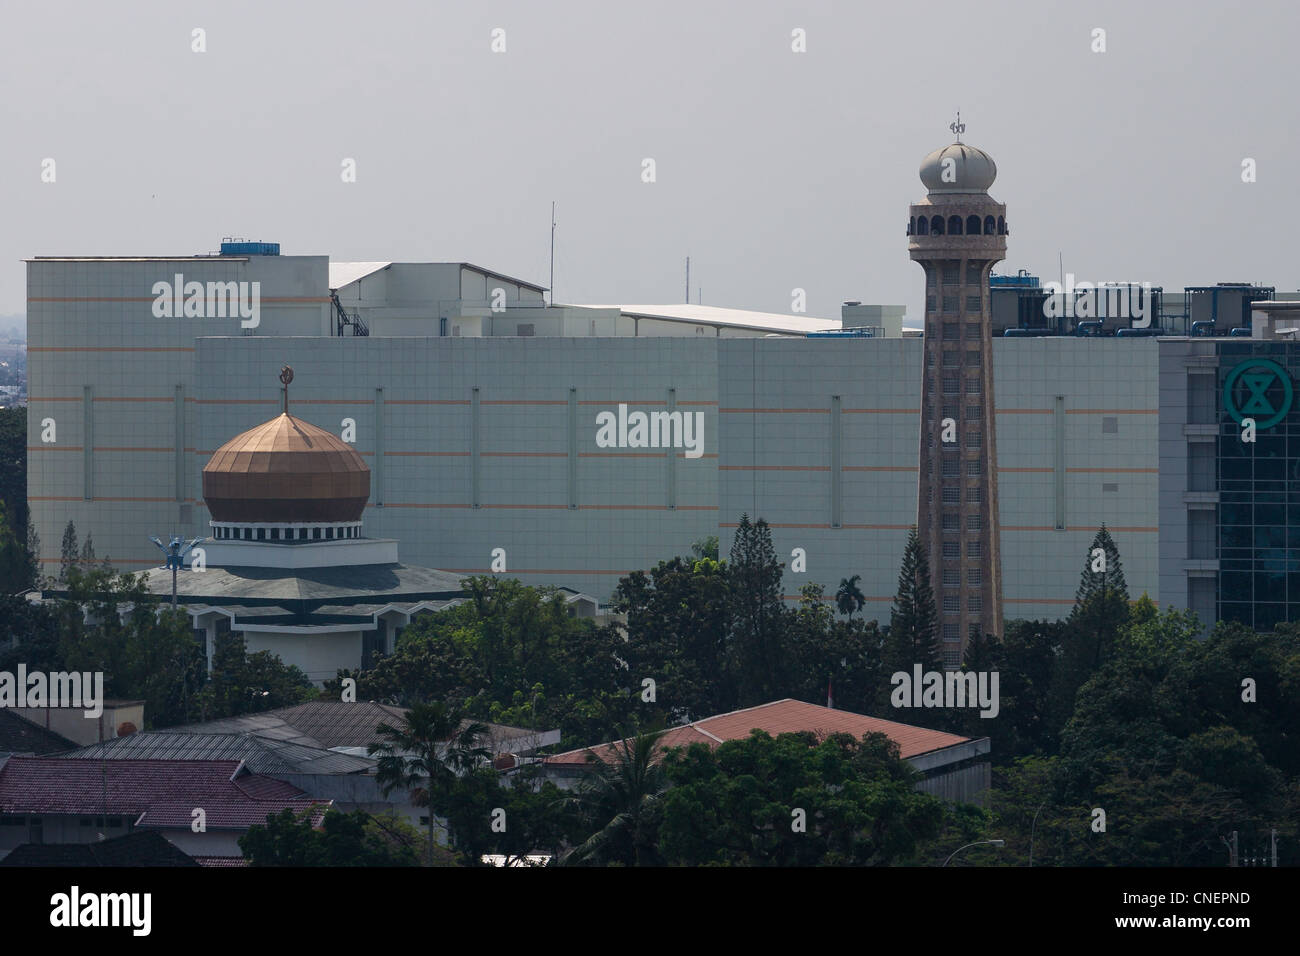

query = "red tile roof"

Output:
[[0, 757, 329, 829], [545, 699, 974, 766]]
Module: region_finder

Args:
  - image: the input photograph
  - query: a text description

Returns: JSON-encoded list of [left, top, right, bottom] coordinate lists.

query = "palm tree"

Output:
[[836, 574, 866, 619], [563, 729, 668, 867], [369, 701, 491, 864]]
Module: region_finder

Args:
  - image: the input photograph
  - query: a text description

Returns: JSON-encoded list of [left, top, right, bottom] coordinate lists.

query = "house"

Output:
[[0, 830, 198, 867], [0, 757, 329, 862], [0, 708, 78, 757], [543, 698, 991, 804]]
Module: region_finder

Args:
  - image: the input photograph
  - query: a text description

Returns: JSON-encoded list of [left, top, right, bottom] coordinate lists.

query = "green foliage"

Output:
[[239, 808, 420, 866], [690, 535, 719, 561], [727, 514, 787, 706], [198, 630, 314, 721], [564, 730, 669, 867], [657, 730, 945, 866], [883, 526, 940, 688]]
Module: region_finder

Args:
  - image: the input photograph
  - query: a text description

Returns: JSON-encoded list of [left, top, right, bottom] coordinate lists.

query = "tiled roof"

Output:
[[0, 757, 329, 827], [0, 709, 78, 756], [192, 855, 249, 867], [0, 831, 198, 867], [62, 731, 375, 775], [545, 699, 974, 766]]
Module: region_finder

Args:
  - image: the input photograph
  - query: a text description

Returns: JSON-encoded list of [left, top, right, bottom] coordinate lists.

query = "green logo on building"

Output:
[[1223, 358, 1293, 429]]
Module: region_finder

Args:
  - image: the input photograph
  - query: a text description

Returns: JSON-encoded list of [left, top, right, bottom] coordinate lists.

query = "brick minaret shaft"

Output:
[[908, 139, 1007, 660]]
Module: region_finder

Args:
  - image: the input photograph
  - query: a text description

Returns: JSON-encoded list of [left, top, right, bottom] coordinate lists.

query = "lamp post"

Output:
[[149, 535, 205, 607], [943, 839, 1005, 867]]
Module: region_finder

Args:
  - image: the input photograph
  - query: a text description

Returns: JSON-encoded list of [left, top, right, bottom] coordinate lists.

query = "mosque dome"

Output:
[[202, 411, 370, 523], [919, 142, 998, 194]]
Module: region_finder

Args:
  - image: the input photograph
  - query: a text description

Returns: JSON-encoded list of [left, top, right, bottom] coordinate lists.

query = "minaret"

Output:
[[907, 115, 1006, 664]]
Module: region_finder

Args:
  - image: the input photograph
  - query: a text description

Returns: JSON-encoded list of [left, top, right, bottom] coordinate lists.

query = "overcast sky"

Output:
[[2, 0, 1296, 320]]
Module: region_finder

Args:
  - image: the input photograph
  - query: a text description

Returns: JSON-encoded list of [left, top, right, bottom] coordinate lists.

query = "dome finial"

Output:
[[949, 110, 964, 144], [279, 365, 294, 414]]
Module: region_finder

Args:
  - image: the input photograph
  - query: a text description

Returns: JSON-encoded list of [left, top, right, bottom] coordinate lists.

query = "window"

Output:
[[964, 322, 981, 339], [967, 515, 983, 531], [967, 459, 982, 476], [942, 266, 959, 284], [1102, 416, 1118, 433], [942, 458, 959, 477], [968, 567, 982, 586], [966, 486, 982, 503], [517, 323, 535, 337], [943, 541, 960, 559], [942, 296, 959, 314], [967, 262, 982, 284], [967, 431, 982, 448], [1103, 482, 1119, 493], [927, 270, 937, 288], [943, 403, 958, 419], [966, 349, 981, 366], [943, 376, 959, 395], [439, 317, 448, 336], [967, 540, 982, 557], [966, 375, 981, 393], [944, 646, 962, 668], [943, 514, 960, 532], [943, 569, 960, 587], [966, 405, 981, 419], [943, 322, 958, 339], [966, 295, 982, 313], [968, 594, 983, 612], [927, 295, 936, 312], [943, 486, 960, 503], [942, 349, 959, 367], [944, 595, 960, 612], [943, 623, 961, 641]]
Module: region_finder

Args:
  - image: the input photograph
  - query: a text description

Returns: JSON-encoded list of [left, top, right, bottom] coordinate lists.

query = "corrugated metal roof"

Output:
[[63, 732, 375, 775], [328, 261, 391, 290], [577, 304, 841, 335]]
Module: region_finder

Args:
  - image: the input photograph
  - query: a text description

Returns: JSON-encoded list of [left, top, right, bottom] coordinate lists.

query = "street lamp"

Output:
[[943, 839, 1005, 867], [149, 534, 205, 608]]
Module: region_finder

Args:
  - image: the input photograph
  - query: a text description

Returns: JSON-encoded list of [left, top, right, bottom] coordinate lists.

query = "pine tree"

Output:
[[79, 532, 97, 571], [1072, 524, 1128, 606], [59, 520, 78, 584], [727, 514, 787, 706], [26, 519, 42, 590], [884, 526, 941, 676]]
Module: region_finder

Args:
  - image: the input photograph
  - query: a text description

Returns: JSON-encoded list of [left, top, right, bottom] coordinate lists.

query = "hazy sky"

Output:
[[2, 0, 1296, 319]]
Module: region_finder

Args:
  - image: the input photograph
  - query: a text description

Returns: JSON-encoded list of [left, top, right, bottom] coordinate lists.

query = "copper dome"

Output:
[[202, 413, 370, 523]]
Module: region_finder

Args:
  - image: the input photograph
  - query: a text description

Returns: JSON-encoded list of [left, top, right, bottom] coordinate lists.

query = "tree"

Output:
[[58, 520, 78, 584], [657, 730, 945, 866], [727, 514, 788, 706], [240, 808, 420, 866], [836, 574, 866, 619], [199, 630, 314, 721], [0, 501, 36, 594], [368, 701, 492, 865], [615, 554, 732, 720], [883, 526, 941, 682], [564, 729, 669, 867], [690, 535, 719, 561]]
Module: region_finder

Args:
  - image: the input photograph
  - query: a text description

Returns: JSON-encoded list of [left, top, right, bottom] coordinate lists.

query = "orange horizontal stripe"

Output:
[[999, 467, 1053, 473], [374, 503, 471, 509], [1002, 525, 1159, 533], [842, 466, 916, 472], [719, 408, 830, 414], [840, 524, 913, 530], [1066, 467, 1157, 474], [580, 452, 665, 458], [675, 453, 718, 459], [480, 400, 568, 406], [25, 397, 81, 402], [842, 408, 918, 414], [996, 408, 1053, 414], [384, 451, 470, 457], [92, 396, 173, 402], [28, 347, 194, 352], [92, 446, 171, 452], [292, 399, 375, 405], [1065, 409, 1157, 415], [385, 400, 470, 405], [481, 451, 567, 457], [194, 399, 277, 405], [720, 465, 829, 471], [577, 400, 668, 406]]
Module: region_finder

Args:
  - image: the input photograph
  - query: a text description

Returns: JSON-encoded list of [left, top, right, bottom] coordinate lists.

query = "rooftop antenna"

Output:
[[685, 257, 690, 304], [549, 201, 556, 306], [950, 110, 964, 143]]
